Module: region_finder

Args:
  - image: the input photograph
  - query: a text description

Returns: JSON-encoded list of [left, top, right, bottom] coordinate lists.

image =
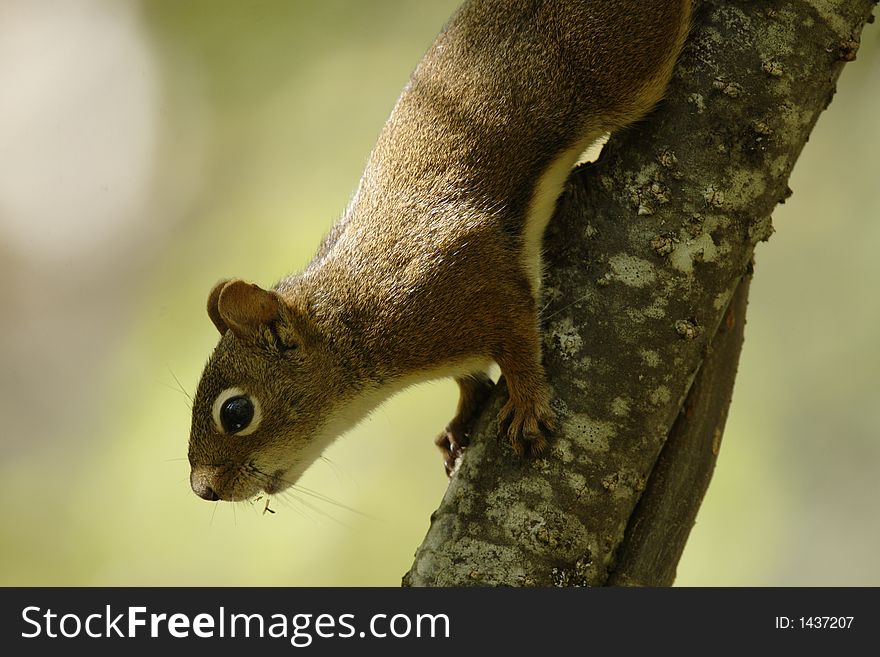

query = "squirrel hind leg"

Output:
[[435, 373, 495, 477]]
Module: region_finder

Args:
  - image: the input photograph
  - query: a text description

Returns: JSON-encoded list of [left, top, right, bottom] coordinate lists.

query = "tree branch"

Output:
[[404, 0, 876, 587], [607, 269, 750, 586]]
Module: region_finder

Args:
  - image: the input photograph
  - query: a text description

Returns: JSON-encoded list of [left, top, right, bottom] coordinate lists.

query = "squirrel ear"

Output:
[[207, 279, 282, 339], [207, 279, 232, 334]]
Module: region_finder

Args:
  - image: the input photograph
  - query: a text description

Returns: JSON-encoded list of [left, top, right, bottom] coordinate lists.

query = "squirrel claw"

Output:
[[435, 426, 467, 477], [435, 374, 494, 477], [497, 398, 556, 457]]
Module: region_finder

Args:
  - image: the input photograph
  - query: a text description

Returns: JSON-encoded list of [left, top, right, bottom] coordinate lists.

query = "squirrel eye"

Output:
[[212, 387, 262, 436], [220, 396, 253, 433]]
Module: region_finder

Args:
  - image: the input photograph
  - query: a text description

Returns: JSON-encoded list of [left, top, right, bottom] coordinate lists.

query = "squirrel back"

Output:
[[189, 0, 692, 501]]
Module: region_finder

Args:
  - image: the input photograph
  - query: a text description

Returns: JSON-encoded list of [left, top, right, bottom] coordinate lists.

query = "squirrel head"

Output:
[[187, 279, 344, 502]]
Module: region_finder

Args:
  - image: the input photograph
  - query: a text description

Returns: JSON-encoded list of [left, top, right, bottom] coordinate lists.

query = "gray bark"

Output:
[[404, 0, 877, 587]]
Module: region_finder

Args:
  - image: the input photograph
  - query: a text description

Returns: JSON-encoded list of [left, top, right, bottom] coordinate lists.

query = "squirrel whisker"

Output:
[[248, 466, 371, 519]]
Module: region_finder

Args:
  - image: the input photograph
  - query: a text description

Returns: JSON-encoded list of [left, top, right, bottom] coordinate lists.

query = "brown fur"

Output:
[[189, 0, 692, 501]]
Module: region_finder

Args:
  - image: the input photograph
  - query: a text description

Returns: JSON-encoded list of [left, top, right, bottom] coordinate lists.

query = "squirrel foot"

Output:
[[497, 394, 557, 457], [435, 426, 467, 477], [435, 373, 495, 477]]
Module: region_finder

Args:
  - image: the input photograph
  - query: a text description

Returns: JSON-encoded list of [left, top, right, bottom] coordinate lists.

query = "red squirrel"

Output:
[[188, 0, 692, 501]]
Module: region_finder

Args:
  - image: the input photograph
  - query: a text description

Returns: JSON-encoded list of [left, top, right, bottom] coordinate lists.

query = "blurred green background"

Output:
[[0, 0, 877, 586]]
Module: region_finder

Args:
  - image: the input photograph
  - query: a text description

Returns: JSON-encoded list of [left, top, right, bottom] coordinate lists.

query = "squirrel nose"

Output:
[[190, 466, 223, 501]]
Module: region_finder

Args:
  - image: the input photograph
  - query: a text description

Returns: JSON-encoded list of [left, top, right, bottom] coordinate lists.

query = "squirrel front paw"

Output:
[[497, 395, 557, 457], [435, 374, 495, 477], [435, 426, 467, 477]]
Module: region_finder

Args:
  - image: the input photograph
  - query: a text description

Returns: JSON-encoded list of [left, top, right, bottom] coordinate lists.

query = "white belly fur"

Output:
[[521, 132, 605, 298]]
